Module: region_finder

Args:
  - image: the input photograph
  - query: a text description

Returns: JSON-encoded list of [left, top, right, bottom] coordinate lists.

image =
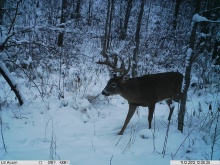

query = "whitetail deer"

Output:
[[97, 54, 183, 135]]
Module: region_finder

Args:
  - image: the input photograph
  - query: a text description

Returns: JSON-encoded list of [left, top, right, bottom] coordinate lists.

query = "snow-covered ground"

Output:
[[0, 74, 219, 165]]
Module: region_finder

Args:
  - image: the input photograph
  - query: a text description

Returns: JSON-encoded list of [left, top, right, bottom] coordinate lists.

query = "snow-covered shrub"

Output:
[[66, 67, 81, 92], [70, 97, 92, 123]]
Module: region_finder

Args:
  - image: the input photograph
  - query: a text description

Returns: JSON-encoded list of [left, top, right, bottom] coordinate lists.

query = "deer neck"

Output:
[[119, 81, 133, 100]]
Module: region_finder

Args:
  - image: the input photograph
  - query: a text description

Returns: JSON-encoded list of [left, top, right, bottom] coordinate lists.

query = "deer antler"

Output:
[[96, 53, 130, 77]]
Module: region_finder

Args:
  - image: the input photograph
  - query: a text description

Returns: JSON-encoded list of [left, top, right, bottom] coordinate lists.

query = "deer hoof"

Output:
[[118, 131, 123, 135]]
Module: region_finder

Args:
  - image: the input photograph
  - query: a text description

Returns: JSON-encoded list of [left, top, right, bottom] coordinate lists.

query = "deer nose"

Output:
[[102, 89, 110, 96]]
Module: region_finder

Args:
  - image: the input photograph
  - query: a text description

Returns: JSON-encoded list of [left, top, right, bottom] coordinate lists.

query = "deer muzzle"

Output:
[[102, 89, 110, 96]]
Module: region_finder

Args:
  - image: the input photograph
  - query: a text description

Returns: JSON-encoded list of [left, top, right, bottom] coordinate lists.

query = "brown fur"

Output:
[[102, 72, 183, 135]]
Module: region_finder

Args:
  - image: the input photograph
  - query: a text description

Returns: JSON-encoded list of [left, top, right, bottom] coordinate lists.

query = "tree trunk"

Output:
[[212, 41, 220, 65], [0, 61, 24, 105], [120, 0, 133, 40], [87, 0, 93, 26], [106, 0, 114, 51], [178, 0, 200, 132], [0, 0, 6, 41], [0, 0, 6, 25], [57, 0, 67, 47], [102, 0, 114, 54], [173, 0, 181, 31], [75, 0, 81, 20], [132, 0, 145, 77]]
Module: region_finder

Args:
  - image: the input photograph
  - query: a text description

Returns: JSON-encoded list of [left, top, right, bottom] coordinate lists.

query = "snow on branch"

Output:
[[184, 48, 193, 68], [193, 13, 220, 23], [193, 14, 208, 22], [0, 61, 25, 105]]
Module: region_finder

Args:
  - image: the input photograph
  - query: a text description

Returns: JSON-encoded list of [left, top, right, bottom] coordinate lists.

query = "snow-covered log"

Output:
[[0, 61, 24, 105]]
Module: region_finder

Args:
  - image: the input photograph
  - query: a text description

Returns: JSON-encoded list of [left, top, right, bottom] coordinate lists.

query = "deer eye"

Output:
[[111, 83, 117, 88]]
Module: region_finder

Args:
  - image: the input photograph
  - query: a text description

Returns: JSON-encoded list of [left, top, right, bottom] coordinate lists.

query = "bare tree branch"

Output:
[[7, 0, 22, 35]]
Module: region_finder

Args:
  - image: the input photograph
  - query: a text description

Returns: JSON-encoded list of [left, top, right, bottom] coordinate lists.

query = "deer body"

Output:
[[102, 72, 183, 135], [97, 54, 183, 135]]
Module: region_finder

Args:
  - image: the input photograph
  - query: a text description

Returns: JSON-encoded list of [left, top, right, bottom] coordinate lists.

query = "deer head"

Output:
[[96, 53, 131, 96], [101, 75, 123, 96]]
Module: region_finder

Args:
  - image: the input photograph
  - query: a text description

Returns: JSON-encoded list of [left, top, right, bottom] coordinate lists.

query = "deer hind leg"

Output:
[[148, 103, 156, 129], [165, 99, 175, 121], [118, 104, 137, 135]]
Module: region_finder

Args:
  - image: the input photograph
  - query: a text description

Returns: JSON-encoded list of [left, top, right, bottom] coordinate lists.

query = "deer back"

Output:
[[118, 72, 183, 106]]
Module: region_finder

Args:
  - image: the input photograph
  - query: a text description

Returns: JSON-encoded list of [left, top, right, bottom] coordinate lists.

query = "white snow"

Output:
[[0, 71, 219, 164], [23, 56, 32, 66], [193, 14, 208, 22], [186, 48, 193, 65], [1, 1, 219, 164]]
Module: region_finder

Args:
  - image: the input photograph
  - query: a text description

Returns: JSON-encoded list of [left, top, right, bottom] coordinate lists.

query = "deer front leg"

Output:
[[148, 103, 156, 129], [118, 104, 137, 135]]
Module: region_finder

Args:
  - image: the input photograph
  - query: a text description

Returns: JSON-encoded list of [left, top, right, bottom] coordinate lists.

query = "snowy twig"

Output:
[[199, 111, 219, 133], [210, 123, 218, 160], [44, 118, 60, 160], [122, 123, 139, 153], [199, 7, 220, 15], [151, 129, 158, 153], [44, 118, 53, 141], [109, 155, 113, 165], [0, 102, 7, 153], [173, 117, 207, 157], [162, 121, 171, 157]]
